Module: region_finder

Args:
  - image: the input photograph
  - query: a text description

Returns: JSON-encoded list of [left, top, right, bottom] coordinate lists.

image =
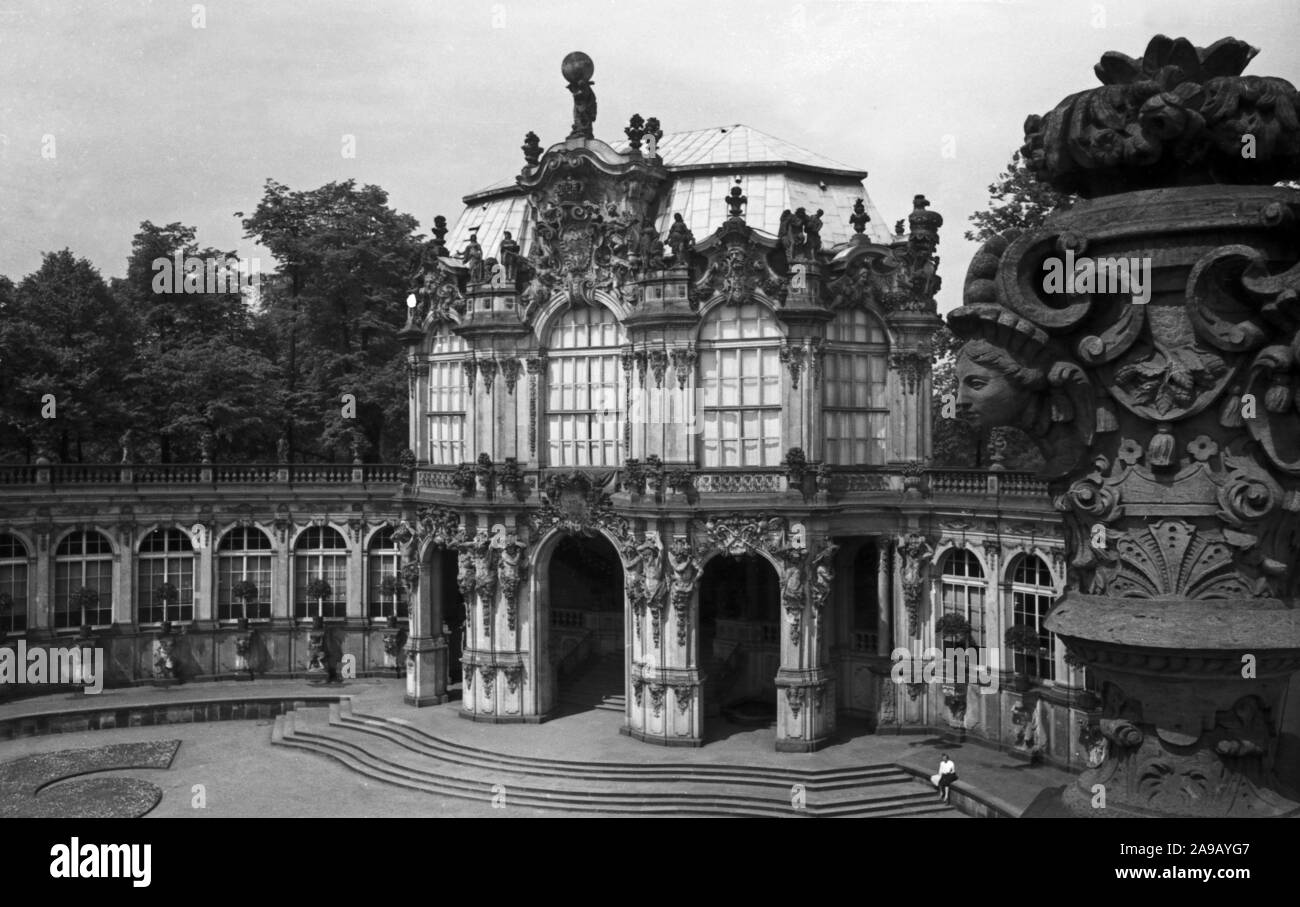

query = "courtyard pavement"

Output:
[[0, 678, 1077, 817]]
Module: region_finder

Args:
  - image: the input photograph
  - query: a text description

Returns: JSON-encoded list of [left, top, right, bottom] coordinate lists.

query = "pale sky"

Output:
[[2, 0, 1297, 314]]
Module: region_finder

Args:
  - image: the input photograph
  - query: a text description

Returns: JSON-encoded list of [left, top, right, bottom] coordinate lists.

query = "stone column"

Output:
[[626, 528, 703, 747], [113, 526, 134, 627], [876, 538, 893, 657], [192, 524, 214, 622], [32, 535, 50, 631], [774, 536, 837, 752], [404, 545, 447, 706], [459, 522, 538, 722], [271, 527, 291, 621]]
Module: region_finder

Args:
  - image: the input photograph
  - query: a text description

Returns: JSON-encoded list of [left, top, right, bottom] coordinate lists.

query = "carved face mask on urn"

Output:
[[948, 35, 1300, 817]]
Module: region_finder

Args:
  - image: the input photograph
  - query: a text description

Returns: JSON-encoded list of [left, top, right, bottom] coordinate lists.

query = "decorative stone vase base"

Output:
[[403, 693, 449, 707], [619, 726, 704, 748]]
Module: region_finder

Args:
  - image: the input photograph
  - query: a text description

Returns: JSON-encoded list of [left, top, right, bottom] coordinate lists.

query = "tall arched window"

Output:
[[546, 304, 625, 466], [939, 548, 985, 646], [0, 533, 29, 634], [823, 309, 889, 465], [699, 302, 782, 466], [294, 526, 348, 618], [428, 327, 468, 465], [1010, 554, 1057, 681], [367, 527, 406, 619], [137, 528, 195, 624], [217, 527, 273, 620], [55, 531, 114, 629]]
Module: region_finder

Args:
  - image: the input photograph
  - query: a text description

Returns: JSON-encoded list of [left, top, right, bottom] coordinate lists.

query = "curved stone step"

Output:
[[273, 706, 956, 818], [337, 701, 909, 788], [338, 711, 911, 793]]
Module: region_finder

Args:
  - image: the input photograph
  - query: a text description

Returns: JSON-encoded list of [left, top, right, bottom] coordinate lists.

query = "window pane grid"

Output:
[[1011, 556, 1057, 681], [428, 355, 467, 466], [54, 534, 114, 629], [217, 553, 272, 620], [0, 533, 28, 633], [700, 343, 781, 467], [940, 550, 986, 647], [546, 306, 624, 467]]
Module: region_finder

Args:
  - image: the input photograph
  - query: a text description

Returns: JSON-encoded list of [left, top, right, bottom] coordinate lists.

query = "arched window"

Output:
[[137, 528, 195, 624], [428, 328, 468, 465], [1010, 555, 1057, 681], [699, 302, 782, 466], [0, 533, 29, 634], [55, 531, 114, 629], [293, 526, 348, 619], [546, 304, 625, 466], [823, 309, 889, 465], [217, 527, 273, 620], [939, 548, 985, 646], [367, 527, 407, 619]]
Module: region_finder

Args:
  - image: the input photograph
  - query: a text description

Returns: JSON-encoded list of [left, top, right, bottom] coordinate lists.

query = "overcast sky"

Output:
[[2, 0, 1297, 313]]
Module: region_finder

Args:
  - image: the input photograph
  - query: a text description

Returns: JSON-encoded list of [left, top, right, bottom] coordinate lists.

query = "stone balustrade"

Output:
[[0, 462, 405, 488]]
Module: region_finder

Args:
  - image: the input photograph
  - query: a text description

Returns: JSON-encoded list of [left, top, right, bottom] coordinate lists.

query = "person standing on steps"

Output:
[[930, 753, 957, 803]]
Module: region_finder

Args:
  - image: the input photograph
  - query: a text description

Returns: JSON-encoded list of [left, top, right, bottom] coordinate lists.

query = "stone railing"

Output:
[[836, 471, 896, 493], [927, 469, 991, 496], [998, 471, 1049, 496], [0, 463, 407, 487], [693, 469, 784, 494], [416, 467, 464, 490], [0, 465, 35, 485], [716, 618, 781, 646], [551, 608, 585, 628], [851, 630, 879, 653]]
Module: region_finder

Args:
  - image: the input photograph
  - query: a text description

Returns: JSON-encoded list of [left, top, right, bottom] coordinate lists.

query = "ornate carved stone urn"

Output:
[[949, 35, 1300, 816]]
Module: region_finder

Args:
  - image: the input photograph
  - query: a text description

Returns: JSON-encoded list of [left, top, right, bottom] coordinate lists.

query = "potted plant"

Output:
[[934, 612, 971, 648], [782, 446, 808, 490], [644, 455, 665, 496], [154, 582, 180, 635], [623, 458, 646, 496], [305, 578, 332, 629], [379, 574, 405, 627], [1004, 623, 1042, 692], [453, 462, 477, 497], [474, 452, 494, 495], [70, 586, 99, 636], [665, 468, 693, 495], [497, 457, 526, 501], [232, 579, 260, 629], [0, 591, 12, 640]]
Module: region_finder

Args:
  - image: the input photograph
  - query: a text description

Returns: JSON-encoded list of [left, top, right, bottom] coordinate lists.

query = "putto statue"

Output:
[[949, 35, 1300, 817], [562, 51, 597, 140]]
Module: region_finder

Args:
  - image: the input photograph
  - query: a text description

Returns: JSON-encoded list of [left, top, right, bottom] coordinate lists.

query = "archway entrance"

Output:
[[832, 538, 884, 735], [699, 553, 780, 732], [548, 533, 625, 713], [429, 548, 465, 688]]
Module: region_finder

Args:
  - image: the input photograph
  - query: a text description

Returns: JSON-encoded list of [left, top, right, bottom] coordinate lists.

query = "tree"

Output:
[[113, 222, 285, 462], [932, 150, 1079, 471], [0, 251, 139, 462], [239, 180, 421, 462], [965, 149, 1075, 244]]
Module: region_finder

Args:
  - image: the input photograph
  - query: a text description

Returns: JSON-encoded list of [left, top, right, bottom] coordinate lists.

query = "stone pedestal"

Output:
[[948, 34, 1300, 816], [775, 668, 834, 752], [404, 634, 448, 706], [625, 538, 703, 747]]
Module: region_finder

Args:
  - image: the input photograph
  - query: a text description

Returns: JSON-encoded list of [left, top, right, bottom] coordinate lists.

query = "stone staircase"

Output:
[[556, 654, 626, 713], [271, 702, 961, 817]]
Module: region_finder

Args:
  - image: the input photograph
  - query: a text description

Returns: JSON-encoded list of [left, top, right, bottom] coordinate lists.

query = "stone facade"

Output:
[[3, 47, 1296, 789]]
